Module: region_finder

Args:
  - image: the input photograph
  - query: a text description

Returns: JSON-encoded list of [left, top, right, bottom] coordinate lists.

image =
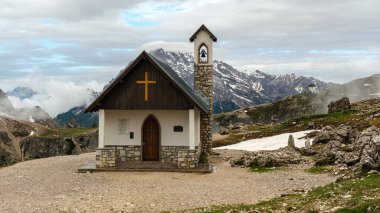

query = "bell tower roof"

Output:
[[189, 24, 217, 42]]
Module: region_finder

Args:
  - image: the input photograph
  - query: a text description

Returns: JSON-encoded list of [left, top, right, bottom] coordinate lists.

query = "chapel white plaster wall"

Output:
[[104, 110, 200, 146]]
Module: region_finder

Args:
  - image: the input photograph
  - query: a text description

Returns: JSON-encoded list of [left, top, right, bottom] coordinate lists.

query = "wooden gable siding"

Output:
[[101, 59, 194, 110]]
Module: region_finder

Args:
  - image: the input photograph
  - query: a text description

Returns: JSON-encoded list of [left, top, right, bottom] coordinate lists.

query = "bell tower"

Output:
[[190, 24, 217, 156]]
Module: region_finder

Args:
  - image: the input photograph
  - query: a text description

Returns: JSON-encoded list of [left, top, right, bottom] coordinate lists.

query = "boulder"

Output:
[[305, 138, 311, 149], [321, 140, 342, 158], [288, 134, 295, 148], [314, 125, 380, 171], [358, 130, 380, 171], [328, 97, 351, 113], [313, 125, 355, 145], [335, 150, 360, 166], [231, 146, 304, 167]]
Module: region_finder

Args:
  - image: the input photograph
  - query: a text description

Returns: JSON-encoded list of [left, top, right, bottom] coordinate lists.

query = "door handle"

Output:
[[142, 141, 146, 145]]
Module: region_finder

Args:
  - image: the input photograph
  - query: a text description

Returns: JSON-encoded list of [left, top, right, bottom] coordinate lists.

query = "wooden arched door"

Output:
[[142, 116, 160, 161]]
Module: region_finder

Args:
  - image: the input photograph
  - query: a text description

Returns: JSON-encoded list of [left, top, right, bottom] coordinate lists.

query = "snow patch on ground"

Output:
[[214, 130, 314, 152], [295, 84, 304, 93], [233, 93, 253, 103], [0, 112, 14, 119], [369, 93, 380, 96]]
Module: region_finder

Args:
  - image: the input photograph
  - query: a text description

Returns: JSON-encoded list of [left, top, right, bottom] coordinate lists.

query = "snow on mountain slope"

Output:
[[150, 48, 333, 112]]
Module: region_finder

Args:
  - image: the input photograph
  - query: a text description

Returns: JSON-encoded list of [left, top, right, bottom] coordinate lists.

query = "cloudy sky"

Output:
[[1, 0, 379, 116]]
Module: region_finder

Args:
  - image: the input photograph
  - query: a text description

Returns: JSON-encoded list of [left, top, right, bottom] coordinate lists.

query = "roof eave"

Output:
[[189, 24, 217, 42]]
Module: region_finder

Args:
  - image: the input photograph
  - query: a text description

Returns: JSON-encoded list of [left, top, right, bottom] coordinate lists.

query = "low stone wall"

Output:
[[115, 146, 141, 163], [95, 147, 116, 168], [96, 145, 199, 168], [161, 146, 188, 164], [178, 149, 199, 168]]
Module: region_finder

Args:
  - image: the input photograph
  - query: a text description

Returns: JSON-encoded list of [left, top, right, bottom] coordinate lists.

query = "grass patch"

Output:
[[289, 110, 361, 127], [250, 166, 278, 173], [39, 128, 96, 138], [306, 166, 334, 174], [185, 173, 380, 212]]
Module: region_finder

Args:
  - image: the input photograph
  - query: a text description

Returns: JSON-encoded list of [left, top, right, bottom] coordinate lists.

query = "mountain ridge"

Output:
[[150, 48, 334, 113], [0, 89, 56, 128]]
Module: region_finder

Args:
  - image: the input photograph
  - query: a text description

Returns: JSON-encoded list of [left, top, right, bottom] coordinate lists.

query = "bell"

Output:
[[201, 51, 206, 58]]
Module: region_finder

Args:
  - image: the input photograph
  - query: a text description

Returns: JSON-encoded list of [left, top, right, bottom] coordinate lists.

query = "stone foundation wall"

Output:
[[178, 149, 199, 168], [96, 145, 199, 168], [161, 146, 188, 164], [114, 146, 141, 163], [95, 147, 116, 168]]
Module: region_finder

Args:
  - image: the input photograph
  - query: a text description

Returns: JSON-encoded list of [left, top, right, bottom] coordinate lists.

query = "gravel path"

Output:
[[0, 151, 336, 213]]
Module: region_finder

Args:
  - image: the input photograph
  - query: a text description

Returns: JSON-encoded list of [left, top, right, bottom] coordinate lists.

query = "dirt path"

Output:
[[0, 151, 336, 213]]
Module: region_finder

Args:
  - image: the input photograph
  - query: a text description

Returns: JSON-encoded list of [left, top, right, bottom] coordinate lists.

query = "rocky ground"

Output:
[[0, 151, 335, 213], [231, 124, 380, 178]]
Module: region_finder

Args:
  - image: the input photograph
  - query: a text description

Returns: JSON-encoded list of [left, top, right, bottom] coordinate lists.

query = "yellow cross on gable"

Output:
[[136, 71, 156, 101]]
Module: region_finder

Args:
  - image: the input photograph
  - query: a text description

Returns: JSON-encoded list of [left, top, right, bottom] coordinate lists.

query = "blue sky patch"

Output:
[[121, 11, 162, 27], [40, 18, 62, 25], [308, 49, 380, 56], [255, 48, 295, 55], [32, 39, 74, 50], [30, 54, 69, 64], [153, 2, 186, 13]]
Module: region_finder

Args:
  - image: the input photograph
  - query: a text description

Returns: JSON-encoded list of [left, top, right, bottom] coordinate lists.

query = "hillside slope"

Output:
[[313, 74, 380, 113], [214, 74, 380, 131]]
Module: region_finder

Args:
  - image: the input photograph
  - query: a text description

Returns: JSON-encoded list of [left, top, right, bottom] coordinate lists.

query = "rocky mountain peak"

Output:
[[0, 89, 15, 114], [149, 48, 333, 113], [0, 88, 6, 97], [7, 86, 37, 99]]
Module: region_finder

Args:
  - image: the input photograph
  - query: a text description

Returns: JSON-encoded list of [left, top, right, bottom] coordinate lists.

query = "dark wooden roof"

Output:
[[189, 24, 217, 42], [85, 51, 209, 113]]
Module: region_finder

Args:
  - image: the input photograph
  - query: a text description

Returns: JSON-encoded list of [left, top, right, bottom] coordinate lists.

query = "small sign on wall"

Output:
[[173, 125, 183, 132], [118, 119, 129, 135]]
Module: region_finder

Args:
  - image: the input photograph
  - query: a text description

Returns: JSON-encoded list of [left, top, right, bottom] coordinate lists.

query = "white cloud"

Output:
[[138, 41, 192, 53], [7, 77, 104, 117], [1, 0, 380, 88]]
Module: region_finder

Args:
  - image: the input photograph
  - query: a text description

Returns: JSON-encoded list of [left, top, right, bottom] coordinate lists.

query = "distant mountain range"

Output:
[[6, 86, 37, 99], [55, 90, 99, 128], [55, 105, 98, 128], [0, 89, 56, 127], [150, 49, 334, 113]]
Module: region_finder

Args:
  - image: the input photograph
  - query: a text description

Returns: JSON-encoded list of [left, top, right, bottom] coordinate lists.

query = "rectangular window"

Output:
[[118, 119, 129, 135]]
